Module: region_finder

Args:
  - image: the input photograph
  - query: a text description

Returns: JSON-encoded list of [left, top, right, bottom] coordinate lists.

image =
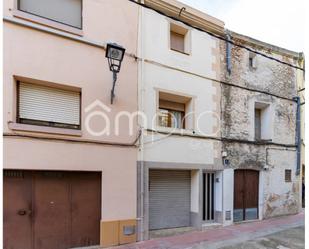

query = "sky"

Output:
[[178, 0, 305, 52]]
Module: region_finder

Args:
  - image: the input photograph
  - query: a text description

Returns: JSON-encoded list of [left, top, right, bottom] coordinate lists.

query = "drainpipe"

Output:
[[137, 0, 145, 241], [226, 31, 232, 75], [293, 96, 301, 175]]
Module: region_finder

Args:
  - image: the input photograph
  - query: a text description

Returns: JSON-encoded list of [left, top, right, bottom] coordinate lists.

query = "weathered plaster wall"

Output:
[[264, 149, 299, 217], [219, 36, 300, 218]]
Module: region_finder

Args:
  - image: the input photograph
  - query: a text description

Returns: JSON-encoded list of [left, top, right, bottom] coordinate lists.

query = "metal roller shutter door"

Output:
[[149, 170, 191, 230]]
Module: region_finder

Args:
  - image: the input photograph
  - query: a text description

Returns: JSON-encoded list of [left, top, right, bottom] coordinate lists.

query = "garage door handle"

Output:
[[18, 209, 32, 216]]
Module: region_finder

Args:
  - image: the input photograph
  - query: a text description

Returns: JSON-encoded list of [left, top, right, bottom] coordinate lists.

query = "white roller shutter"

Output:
[[18, 82, 80, 126], [149, 170, 191, 230], [19, 0, 82, 28]]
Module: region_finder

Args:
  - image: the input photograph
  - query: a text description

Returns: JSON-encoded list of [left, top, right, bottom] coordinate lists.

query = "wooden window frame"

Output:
[[16, 81, 82, 130], [158, 108, 185, 129]]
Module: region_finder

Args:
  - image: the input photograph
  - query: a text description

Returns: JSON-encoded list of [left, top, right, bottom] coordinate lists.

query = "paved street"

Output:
[[218, 226, 304, 249], [110, 212, 304, 249]]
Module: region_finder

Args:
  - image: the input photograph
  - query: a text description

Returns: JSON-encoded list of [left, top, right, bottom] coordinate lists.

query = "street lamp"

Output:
[[105, 43, 126, 104]]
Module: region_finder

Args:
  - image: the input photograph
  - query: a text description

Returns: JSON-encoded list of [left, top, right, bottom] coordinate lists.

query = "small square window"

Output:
[[285, 169, 292, 182], [170, 23, 189, 54]]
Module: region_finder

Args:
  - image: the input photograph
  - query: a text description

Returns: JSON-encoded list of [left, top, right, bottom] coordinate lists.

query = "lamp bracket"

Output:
[[111, 71, 118, 104]]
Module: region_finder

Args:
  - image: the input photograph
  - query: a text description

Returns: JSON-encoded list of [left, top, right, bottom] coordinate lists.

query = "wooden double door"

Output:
[[3, 170, 101, 249], [233, 169, 259, 222]]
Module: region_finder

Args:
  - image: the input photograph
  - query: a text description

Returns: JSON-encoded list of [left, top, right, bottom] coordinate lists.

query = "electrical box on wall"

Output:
[[225, 211, 231, 221], [101, 219, 137, 247]]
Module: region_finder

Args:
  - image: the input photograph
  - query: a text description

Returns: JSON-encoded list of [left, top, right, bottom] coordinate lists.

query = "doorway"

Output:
[[3, 170, 101, 249], [203, 172, 215, 222], [233, 169, 259, 222], [149, 170, 191, 230]]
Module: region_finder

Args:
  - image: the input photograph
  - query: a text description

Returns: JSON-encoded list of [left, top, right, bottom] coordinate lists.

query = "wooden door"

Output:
[[33, 171, 70, 249], [3, 170, 33, 249], [70, 172, 101, 247], [234, 170, 259, 222], [3, 170, 101, 249]]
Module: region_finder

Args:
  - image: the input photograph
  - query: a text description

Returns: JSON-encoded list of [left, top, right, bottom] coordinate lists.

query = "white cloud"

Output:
[[179, 0, 305, 52]]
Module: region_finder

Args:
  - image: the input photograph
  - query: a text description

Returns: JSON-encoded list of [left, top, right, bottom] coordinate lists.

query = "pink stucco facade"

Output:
[[3, 0, 140, 245]]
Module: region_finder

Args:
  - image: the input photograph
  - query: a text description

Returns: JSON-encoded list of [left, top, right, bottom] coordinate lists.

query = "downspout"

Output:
[[137, 0, 145, 241], [293, 96, 301, 175], [226, 31, 232, 75]]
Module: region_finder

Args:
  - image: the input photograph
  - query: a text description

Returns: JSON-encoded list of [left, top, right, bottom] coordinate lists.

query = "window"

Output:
[[285, 169, 292, 182], [158, 91, 193, 129], [170, 31, 185, 53], [158, 107, 185, 129], [254, 108, 261, 140], [170, 23, 189, 54], [18, 0, 82, 29], [17, 82, 81, 129], [249, 52, 257, 69], [254, 102, 272, 141]]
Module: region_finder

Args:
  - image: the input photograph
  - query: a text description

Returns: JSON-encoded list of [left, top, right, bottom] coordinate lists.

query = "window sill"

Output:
[[255, 138, 273, 143], [170, 48, 190, 56], [154, 126, 194, 135], [8, 122, 82, 137], [12, 9, 83, 36]]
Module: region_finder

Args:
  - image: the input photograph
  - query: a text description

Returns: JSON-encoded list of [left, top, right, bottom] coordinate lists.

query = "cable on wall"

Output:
[[128, 0, 304, 72]]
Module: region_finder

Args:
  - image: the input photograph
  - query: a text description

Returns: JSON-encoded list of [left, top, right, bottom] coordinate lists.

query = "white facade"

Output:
[[137, 5, 224, 239], [139, 5, 221, 164]]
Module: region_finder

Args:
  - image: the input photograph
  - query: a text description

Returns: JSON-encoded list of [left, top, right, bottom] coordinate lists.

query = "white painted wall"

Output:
[[142, 8, 217, 79], [214, 171, 223, 212], [139, 6, 222, 228], [222, 169, 234, 226], [264, 149, 299, 217], [191, 170, 199, 212], [144, 132, 215, 164], [141, 56, 219, 164]]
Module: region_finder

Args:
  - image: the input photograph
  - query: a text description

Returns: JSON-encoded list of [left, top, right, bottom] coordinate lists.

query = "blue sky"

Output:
[[178, 0, 305, 52]]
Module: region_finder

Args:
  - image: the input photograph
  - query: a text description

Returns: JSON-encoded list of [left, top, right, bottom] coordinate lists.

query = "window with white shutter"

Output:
[[17, 82, 81, 129], [18, 0, 82, 29]]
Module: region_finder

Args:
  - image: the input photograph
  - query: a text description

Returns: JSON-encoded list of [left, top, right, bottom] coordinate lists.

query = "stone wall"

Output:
[[219, 34, 301, 218]]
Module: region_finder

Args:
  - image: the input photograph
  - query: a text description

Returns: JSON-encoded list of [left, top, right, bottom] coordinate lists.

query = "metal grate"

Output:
[[4, 170, 24, 178], [203, 172, 215, 221], [285, 169, 292, 182]]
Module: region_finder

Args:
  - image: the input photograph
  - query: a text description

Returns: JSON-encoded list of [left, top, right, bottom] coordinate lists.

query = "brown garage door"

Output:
[[233, 169, 259, 222], [3, 170, 101, 249]]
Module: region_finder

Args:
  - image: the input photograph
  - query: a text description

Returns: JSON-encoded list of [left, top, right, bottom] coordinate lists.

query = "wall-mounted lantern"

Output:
[[105, 43, 126, 104]]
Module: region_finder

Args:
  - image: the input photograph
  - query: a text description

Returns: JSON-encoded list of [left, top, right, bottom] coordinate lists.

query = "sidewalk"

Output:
[[112, 212, 304, 249]]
